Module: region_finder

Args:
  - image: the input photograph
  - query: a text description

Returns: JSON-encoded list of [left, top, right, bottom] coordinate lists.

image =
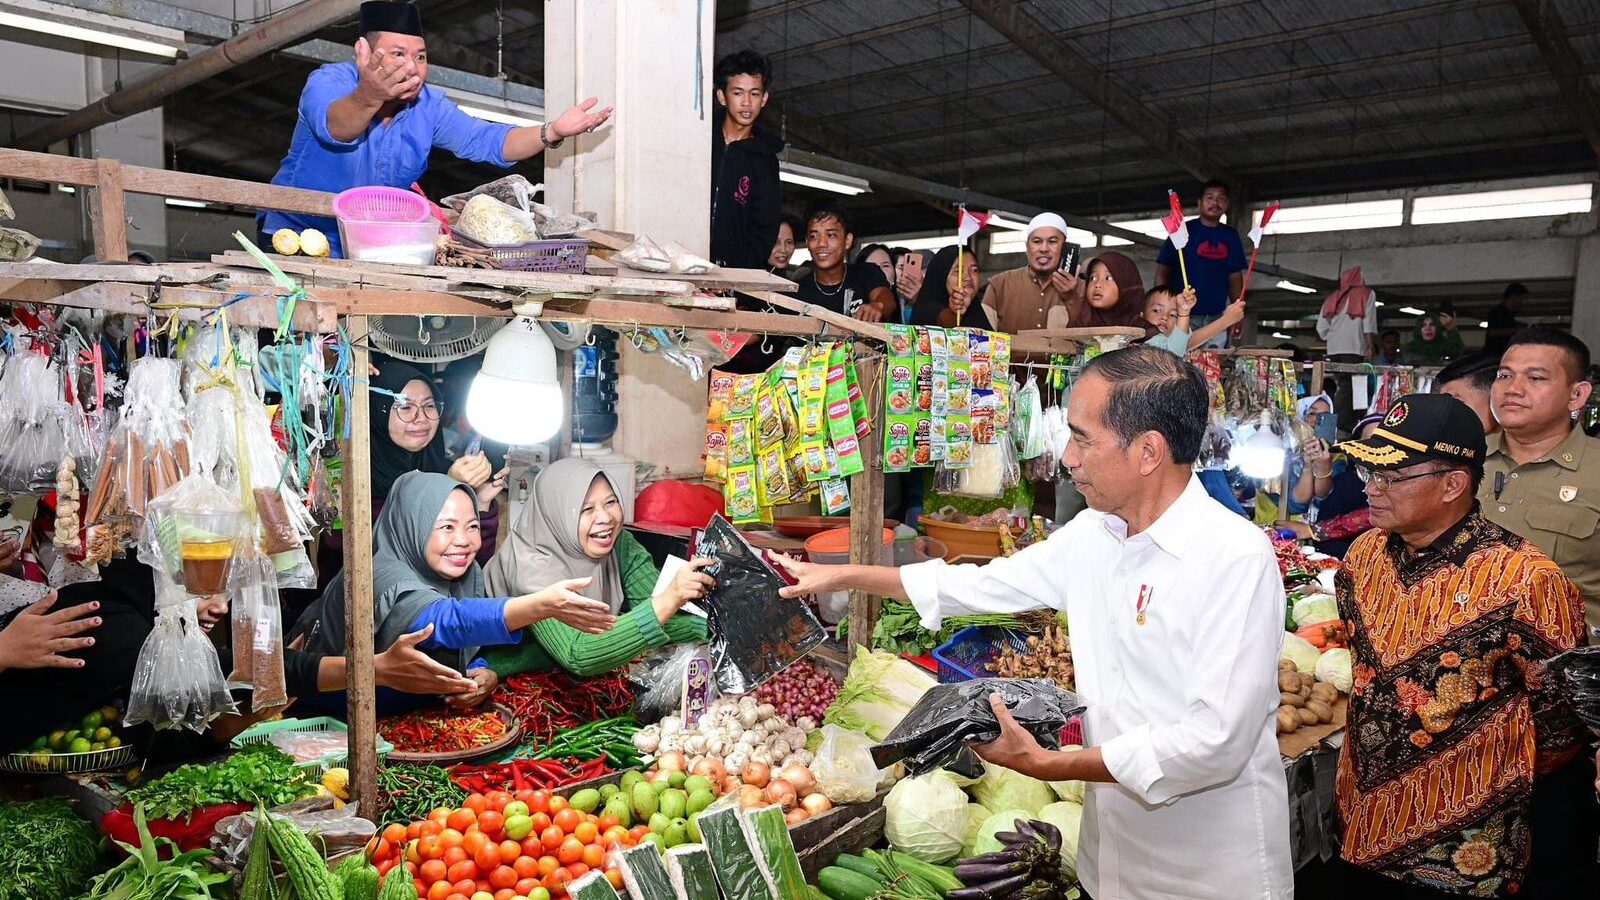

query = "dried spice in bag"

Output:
[[692, 515, 825, 694], [83, 358, 191, 558], [227, 552, 288, 711], [871, 677, 1086, 778]]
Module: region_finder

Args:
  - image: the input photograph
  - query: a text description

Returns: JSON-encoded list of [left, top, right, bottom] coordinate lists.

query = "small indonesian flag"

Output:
[[1161, 190, 1190, 250], [1247, 200, 1280, 248], [956, 208, 991, 242]]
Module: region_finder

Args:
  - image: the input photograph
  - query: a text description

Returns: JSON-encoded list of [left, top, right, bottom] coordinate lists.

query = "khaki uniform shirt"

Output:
[[984, 267, 1078, 334], [1479, 427, 1600, 635]]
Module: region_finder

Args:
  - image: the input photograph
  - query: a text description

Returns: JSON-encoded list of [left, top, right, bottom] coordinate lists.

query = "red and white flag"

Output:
[[1247, 200, 1280, 248], [1161, 190, 1189, 250], [956, 208, 991, 242]]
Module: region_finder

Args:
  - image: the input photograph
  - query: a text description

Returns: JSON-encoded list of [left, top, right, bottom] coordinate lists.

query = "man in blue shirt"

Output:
[[261, 1, 613, 257], [1155, 179, 1246, 348]]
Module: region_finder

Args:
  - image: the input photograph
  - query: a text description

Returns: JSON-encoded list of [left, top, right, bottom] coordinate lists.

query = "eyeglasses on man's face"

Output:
[[1354, 465, 1449, 491]]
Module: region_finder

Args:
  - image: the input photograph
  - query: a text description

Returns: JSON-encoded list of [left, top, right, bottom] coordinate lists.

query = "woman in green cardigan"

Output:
[[482, 459, 713, 677]]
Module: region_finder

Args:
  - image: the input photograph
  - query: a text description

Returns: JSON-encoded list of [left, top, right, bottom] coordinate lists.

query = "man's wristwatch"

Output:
[[541, 122, 564, 150]]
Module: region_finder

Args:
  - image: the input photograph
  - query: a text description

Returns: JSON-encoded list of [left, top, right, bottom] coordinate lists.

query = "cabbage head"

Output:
[[970, 808, 1035, 856], [1280, 633, 1320, 674], [1315, 648, 1352, 693], [1291, 594, 1339, 629], [883, 770, 970, 863], [971, 762, 1055, 816], [1038, 802, 1084, 874], [959, 803, 991, 858]]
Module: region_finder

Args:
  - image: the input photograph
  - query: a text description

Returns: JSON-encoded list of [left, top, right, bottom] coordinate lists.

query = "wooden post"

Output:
[[342, 315, 378, 820], [89, 158, 128, 262], [846, 351, 886, 661]]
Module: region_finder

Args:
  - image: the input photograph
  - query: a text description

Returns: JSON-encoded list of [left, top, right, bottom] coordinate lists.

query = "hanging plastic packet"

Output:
[[83, 358, 191, 562], [226, 552, 288, 712], [241, 399, 317, 588], [692, 515, 825, 694], [872, 677, 1086, 778], [614, 234, 672, 272], [661, 240, 715, 275]]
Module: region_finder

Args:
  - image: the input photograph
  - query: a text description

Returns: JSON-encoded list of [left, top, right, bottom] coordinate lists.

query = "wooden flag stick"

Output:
[[1238, 245, 1261, 304], [1176, 242, 1192, 293]]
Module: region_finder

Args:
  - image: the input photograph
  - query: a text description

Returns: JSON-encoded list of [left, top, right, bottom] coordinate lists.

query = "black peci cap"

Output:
[[1338, 393, 1487, 470], [359, 1, 423, 37]]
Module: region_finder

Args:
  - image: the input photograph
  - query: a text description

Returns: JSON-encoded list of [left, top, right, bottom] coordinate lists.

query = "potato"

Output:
[[1296, 707, 1319, 726], [1306, 699, 1333, 724], [1277, 707, 1301, 734], [1279, 659, 1299, 673], [1310, 683, 1339, 704], [1279, 672, 1303, 693], [1281, 691, 1306, 708], [1298, 672, 1315, 691]]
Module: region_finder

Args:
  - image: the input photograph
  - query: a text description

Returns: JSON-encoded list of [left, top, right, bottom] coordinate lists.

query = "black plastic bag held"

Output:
[[872, 677, 1086, 778], [1547, 646, 1600, 737], [692, 515, 826, 694]]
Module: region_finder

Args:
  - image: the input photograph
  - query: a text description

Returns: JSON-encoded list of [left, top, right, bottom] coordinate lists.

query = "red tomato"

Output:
[[369, 837, 394, 863], [537, 855, 560, 876], [376, 858, 395, 879], [551, 809, 580, 834], [407, 822, 423, 842], [571, 822, 598, 845], [453, 879, 478, 896], [473, 844, 501, 873], [529, 813, 552, 833], [547, 796, 569, 816], [543, 868, 572, 892], [429, 808, 451, 826], [418, 836, 445, 861], [476, 881, 491, 896], [385, 823, 409, 845], [604, 869, 624, 889], [512, 856, 540, 879], [447, 809, 478, 833], [477, 811, 505, 838], [540, 825, 565, 852], [514, 789, 536, 807], [446, 860, 478, 884], [556, 837, 584, 866], [514, 877, 540, 896], [426, 881, 452, 900], [485, 791, 513, 813], [596, 814, 620, 831], [627, 825, 650, 842], [444, 895, 469, 900], [495, 891, 516, 900], [580, 844, 604, 870], [419, 859, 448, 885], [420, 821, 444, 838], [489, 865, 518, 890], [440, 828, 465, 850], [463, 831, 491, 857], [498, 840, 521, 866], [405, 861, 419, 876], [442, 847, 469, 868], [528, 790, 552, 815], [601, 826, 627, 848], [564, 862, 590, 881], [464, 794, 489, 815]]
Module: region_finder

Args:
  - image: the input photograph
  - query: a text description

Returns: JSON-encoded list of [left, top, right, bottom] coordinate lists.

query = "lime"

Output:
[[100, 705, 120, 723], [27, 735, 47, 751], [93, 727, 113, 742], [91, 742, 106, 751], [80, 710, 103, 730], [27, 752, 49, 768], [107, 736, 123, 749], [47, 730, 66, 750], [68, 737, 92, 754]]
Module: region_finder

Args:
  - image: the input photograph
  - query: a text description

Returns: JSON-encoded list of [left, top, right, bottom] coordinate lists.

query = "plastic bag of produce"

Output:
[[811, 724, 883, 805], [1547, 645, 1600, 738], [692, 515, 825, 694], [698, 805, 778, 900], [666, 844, 720, 900], [615, 234, 672, 273], [871, 678, 1085, 778], [629, 641, 717, 725], [226, 552, 288, 712], [456, 193, 539, 246]]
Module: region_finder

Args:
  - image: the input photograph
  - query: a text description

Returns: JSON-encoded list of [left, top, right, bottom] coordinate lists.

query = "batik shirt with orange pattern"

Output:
[[1334, 508, 1586, 897]]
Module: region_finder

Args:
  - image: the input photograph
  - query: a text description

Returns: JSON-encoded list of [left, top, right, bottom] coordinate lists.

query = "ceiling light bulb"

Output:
[[467, 316, 563, 445], [1233, 423, 1288, 480]]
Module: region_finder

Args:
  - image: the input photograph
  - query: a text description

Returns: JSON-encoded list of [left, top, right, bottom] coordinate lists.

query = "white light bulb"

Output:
[[466, 316, 563, 445], [1234, 428, 1288, 480]]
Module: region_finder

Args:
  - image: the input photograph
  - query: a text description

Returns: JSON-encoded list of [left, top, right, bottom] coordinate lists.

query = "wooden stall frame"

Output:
[[0, 147, 1154, 814]]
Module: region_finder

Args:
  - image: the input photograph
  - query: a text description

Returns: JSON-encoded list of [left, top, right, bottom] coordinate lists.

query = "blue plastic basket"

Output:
[[932, 626, 1031, 683]]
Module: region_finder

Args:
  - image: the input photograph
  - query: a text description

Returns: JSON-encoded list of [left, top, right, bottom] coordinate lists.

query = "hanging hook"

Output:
[[585, 328, 597, 347], [760, 331, 772, 355]]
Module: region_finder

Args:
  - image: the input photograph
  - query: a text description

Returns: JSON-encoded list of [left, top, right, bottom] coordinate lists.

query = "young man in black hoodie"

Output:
[[711, 51, 784, 270]]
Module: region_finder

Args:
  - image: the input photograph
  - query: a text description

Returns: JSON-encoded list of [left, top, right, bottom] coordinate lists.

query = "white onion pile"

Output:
[[632, 695, 815, 772]]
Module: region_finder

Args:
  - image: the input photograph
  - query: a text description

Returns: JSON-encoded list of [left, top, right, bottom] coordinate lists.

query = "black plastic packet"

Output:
[[692, 515, 826, 694], [872, 677, 1086, 778], [1547, 646, 1600, 737]]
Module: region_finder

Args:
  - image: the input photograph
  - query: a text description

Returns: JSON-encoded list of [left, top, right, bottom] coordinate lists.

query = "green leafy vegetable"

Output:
[[0, 798, 103, 900], [127, 744, 315, 821], [822, 650, 935, 742], [83, 804, 233, 900], [838, 601, 1029, 657]]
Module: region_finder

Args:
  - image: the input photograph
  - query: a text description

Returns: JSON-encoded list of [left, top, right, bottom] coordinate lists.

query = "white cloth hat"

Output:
[[1026, 212, 1069, 239]]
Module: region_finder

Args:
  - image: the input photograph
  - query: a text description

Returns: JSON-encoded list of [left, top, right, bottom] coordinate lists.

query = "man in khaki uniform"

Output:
[[1479, 328, 1600, 637]]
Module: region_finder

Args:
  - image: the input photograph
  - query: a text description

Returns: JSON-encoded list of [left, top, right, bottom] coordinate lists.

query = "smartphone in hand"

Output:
[[1059, 242, 1081, 276]]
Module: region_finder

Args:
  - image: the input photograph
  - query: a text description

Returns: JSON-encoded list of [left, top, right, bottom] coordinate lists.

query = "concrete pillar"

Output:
[[544, 0, 715, 474], [84, 57, 167, 260], [1573, 232, 1600, 356]]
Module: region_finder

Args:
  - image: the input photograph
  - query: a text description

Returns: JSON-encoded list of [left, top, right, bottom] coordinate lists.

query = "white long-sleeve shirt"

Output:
[[1315, 290, 1377, 357], [901, 477, 1293, 900]]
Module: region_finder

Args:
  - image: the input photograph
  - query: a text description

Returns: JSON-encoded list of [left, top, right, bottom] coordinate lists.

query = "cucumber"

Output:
[[832, 854, 883, 881], [885, 850, 964, 896], [816, 866, 883, 900], [806, 888, 831, 900]]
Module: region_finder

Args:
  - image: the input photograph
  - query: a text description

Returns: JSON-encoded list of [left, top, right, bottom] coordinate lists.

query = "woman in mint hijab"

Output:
[[289, 471, 614, 711], [484, 459, 713, 677]]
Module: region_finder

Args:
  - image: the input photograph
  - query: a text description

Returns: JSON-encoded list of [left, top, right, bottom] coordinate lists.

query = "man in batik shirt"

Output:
[[1333, 393, 1587, 899]]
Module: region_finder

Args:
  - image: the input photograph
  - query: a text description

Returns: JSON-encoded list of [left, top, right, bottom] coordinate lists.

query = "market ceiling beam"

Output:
[[776, 114, 953, 217], [1508, 0, 1600, 166], [959, 0, 1235, 184], [14, 0, 366, 152]]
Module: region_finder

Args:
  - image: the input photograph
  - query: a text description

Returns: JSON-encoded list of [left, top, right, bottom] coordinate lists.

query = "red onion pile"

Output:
[[753, 660, 841, 722]]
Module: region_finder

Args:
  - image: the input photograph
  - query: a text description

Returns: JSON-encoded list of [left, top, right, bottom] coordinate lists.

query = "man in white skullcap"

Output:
[[981, 212, 1083, 334]]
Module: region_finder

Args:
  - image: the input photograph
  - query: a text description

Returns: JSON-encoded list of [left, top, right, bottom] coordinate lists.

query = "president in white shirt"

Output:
[[776, 346, 1293, 900]]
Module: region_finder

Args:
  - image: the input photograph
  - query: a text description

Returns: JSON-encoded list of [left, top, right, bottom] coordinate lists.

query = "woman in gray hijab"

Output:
[[482, 459, 713, 677], [289, 471, 614, 710]]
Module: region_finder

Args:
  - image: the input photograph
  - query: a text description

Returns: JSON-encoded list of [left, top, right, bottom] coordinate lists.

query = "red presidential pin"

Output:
[[1136, 584, 1153, 626]]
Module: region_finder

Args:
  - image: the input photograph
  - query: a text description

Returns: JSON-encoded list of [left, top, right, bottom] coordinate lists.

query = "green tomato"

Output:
[[529, 889, 552, 900], [503, 814, 534, 842], [502, 801, 530, 820], [471, 892, 494, 900]]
